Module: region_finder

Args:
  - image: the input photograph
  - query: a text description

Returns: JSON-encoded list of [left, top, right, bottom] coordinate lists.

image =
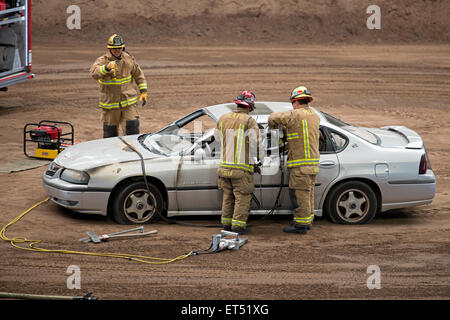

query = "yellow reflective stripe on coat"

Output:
[[218, 121, 224, 152], [219, 162, 254, 172], [98, 75, 132, 86], [286, 158, 319, 167], [287, 132, 299, 140], [99, 96, 138, 109], [232, 219, 247, 227], [138, 83, 148, 90], [302, 120, 310, 159], [235, 124, 245, 164], [100, 64, 109, 76]]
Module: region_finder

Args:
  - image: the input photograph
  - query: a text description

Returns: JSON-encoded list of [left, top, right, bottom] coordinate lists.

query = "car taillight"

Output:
[[419, 153, 427, 174]]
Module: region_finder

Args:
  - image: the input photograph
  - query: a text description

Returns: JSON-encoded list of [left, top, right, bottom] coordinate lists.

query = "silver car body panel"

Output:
[[43, 102, 436, 218]]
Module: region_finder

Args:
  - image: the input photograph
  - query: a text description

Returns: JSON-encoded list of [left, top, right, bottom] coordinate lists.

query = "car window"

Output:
[[329, 131, 347, 152], [180, 128, 221, 159], [319, 128, 326, 152], [320, 111, 379, 145], [143, 133, 194, 156], [203, 131, 221, 159], [141, 111, 218, 156], [320, 111, 351, 127], [263, 126, 330, 155]]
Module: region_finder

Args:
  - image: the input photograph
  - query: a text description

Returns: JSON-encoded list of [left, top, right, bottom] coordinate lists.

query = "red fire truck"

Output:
[[0, 0, 33, 91]]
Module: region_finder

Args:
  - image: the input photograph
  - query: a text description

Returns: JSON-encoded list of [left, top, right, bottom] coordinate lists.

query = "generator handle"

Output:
[[23, 122, 41, 159]]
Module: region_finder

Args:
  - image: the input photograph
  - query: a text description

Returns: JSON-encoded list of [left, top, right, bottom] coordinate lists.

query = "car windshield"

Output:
[[320, 111, 379, 145], [140, 110, 217, 156], [142, 133, 194, 156]]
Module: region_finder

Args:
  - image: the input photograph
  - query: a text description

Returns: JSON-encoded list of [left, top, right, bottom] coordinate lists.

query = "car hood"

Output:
[[54, 135, 158, 171]]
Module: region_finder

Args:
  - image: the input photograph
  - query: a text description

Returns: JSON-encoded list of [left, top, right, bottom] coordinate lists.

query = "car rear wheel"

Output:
[[325, 181, 377, 224], [112, 181, 164, 224]]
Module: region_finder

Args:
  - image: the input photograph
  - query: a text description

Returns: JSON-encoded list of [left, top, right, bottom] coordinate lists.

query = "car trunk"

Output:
[[366, 126, 424, 149]]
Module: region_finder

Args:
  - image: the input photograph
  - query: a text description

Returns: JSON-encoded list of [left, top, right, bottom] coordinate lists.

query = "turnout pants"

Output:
[[289, 167, 317, 227], [101, 103, 140, 138], [218, 170, 254, 230]]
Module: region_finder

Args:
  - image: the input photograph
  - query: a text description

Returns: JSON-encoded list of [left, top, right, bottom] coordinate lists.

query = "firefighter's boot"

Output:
[[283, 223, 308, 234], [231, 226, 252, 235]]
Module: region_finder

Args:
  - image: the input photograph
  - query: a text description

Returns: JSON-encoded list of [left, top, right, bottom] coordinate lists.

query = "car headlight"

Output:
[[60, 169, 90, 185]]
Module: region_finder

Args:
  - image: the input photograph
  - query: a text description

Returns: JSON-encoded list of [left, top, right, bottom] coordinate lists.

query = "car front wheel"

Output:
[[325, 181, 378, 224], [112, 181, 164, 224]]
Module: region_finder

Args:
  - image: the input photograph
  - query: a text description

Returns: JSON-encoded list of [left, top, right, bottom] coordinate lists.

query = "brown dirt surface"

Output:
[[0, 1, 449, 302], [33, 0, 450, 44]]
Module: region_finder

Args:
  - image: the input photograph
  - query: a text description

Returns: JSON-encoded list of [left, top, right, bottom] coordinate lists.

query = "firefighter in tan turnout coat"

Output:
[[216, 90, 262, 234], [90, 34, 148, 138], [268, 86, 320, 234]]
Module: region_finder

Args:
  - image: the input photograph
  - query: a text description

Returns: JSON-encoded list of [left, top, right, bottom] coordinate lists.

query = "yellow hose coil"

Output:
[[0, 197, 193, 264]]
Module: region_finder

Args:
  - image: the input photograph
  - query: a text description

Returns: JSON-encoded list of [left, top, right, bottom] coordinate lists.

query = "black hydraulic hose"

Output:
[[247, 149, 284, 227], [119, 137, 219, 227], [119, 137, 284, 229]]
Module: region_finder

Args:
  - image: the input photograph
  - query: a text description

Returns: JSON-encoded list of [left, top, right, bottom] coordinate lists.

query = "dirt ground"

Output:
[[0, 42, 449, 301]]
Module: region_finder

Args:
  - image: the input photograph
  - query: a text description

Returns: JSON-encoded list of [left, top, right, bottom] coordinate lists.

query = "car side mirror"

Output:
[[194, 148, 206, 164]]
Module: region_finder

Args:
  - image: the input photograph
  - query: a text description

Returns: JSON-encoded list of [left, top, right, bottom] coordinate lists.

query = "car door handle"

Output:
[[319, 160, 336, 167]]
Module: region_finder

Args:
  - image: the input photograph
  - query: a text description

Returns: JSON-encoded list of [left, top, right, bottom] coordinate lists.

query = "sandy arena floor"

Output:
[[0, 43, 449, 300]]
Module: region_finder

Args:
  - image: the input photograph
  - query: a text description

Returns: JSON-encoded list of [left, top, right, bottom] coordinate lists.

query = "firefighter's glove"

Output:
[[254, 163, 261, 174], [106, 61, 118, 76], [139, 91, 148, 107]]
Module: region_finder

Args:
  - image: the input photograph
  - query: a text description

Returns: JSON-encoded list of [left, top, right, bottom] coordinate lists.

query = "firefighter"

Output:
[[268, 86, 320, 234], [90, 34, 148, 138], [215, 90, 262, 234]]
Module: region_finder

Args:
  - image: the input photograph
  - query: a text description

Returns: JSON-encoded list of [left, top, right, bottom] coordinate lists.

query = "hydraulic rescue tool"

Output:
[[24, 120, 74, 160], [78, 226, 158, 243], [212, 230, 248, 251], [190, 230, 248, 255]]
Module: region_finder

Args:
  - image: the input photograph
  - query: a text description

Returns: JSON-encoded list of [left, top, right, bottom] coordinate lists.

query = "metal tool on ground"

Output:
[[1, 198, 192, 265], [78, 226, 158, 243], [0, 291, 97, 300], [211, 230, 248, 251], [24, 120, 74, 160]]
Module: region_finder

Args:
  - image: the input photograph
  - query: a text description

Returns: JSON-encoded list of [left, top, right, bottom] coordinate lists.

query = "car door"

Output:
[[315, 127, 342, 210], [176, 128, 265, 212], [175, 129, 222, 211], [259, 126, 341, 212]]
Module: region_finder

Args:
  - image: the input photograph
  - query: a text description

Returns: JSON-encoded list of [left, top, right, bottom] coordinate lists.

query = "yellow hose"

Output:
[[0, 197, 193, 264]]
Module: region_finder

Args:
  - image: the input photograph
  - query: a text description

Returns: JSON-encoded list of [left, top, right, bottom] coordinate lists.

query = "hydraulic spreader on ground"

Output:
[[24, 120, 74, 160]]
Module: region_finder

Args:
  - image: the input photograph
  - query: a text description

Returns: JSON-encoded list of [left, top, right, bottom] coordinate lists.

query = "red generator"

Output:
[[24, 120, 74, 160]]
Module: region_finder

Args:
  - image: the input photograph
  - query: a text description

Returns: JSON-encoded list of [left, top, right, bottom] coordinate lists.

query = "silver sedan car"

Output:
[[43, 102, 436, 225]]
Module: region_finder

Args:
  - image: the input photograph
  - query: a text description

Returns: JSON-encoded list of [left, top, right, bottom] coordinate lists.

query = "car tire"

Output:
[[325, 181, 378, 225], [112, 181, 164, 225]]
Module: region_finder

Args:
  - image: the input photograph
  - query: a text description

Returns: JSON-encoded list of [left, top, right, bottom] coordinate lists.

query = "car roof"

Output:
[[204, 101, 326, 124]]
